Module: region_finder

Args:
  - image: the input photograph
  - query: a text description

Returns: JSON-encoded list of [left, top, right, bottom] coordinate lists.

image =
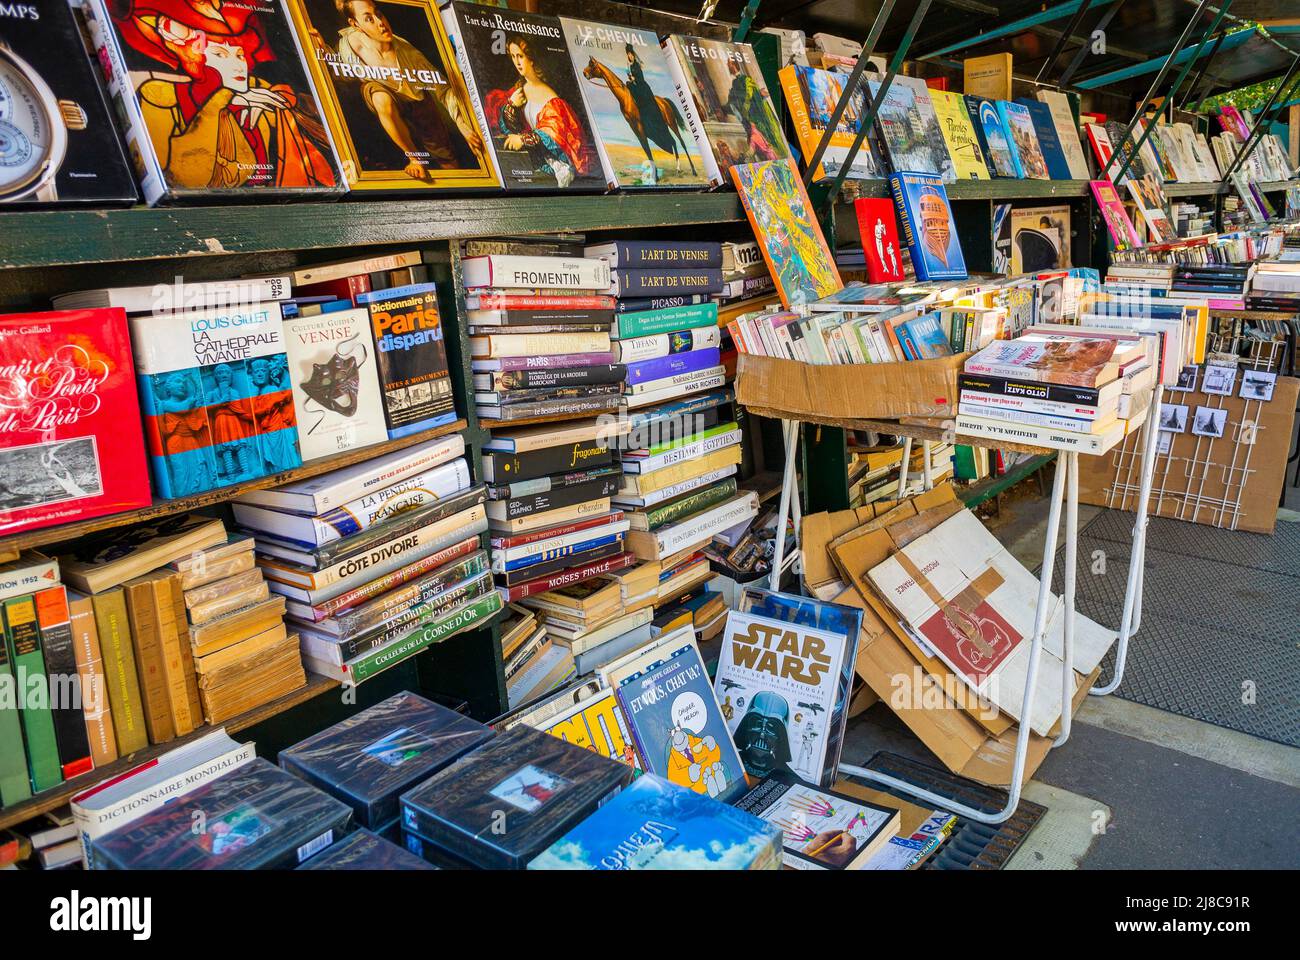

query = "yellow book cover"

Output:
[[930, 90, 990, 180], [964, 53, 1012, 100]]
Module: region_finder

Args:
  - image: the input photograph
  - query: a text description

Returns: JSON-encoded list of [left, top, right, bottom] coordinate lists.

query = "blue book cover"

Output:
[[996, 101, 1051, 180], [613, 641, 746, 803], [504, 532, 624, 572], [626, 347, 722, 385], [1016, 99, 1072, 180], [889, 172, 968, 282], [611, 268, 725, 298], [613, 294, 707, 314], [901, 313, 955, 360], [527, 774, 782, 869], [973, 98, 1018, 178], [624, 388, 734, 431]]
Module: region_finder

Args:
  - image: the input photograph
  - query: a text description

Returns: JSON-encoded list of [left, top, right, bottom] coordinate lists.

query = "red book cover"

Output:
[[854, 198, 907, 283], [925, 77, 949, 91], [0, 309, 151, 537]]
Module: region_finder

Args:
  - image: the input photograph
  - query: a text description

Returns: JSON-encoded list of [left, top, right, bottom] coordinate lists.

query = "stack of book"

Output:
[[1102, 262, 1174, 296], [233, 436, 501, 685], [517, 576, 653, 683], [1248, 257, 1300, 311], [466, 251, 623, 422], [721, 240, 776, 303], [1168, 263, 1253, 310]]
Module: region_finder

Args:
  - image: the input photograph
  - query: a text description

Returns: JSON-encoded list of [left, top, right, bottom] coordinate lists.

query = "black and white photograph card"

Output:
[[1192, 406, 1228, 438], [1201, 364, 1236, 396], [1159, 403, 1189, 433], [1239, 368, 1277, 402], [1172, 364, 1198, 392]]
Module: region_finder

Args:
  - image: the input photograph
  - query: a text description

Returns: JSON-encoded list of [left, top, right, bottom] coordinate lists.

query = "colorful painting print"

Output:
[[869, 80, 940, 176], [978, 100, 1017, 177], [998, 101, 1049, 179], [732, 159, 843, 308]]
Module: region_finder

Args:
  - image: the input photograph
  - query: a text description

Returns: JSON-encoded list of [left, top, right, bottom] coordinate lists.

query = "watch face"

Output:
[[0, 57, 56, 195]]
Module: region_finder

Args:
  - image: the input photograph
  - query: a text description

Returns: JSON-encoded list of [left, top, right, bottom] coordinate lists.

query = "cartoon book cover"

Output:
[[929, 90, 989, 180], [713, 609, 848, 787], [662, 35, 790, 185], [79, 0, 343, 205], [284, 0, 499, 192], [868, 79, 940, 176], [129, 303, 303, 499], [732, 159, 842, 308], [996, 100, 1049, 179], [0, 309, 151, 537], [853, 197, 906, 283], [1090, 180, 1141, 250], [892, 76, 954, 182], [1010, 204, 1070, 273], [890, 172, 967, 282], [441, 1, 602, 191], [613, 639, 744, 803], [559, 17, 707, 189], [972, 97, 1017, 178], [541, 688, 641, 769], [778, 64, 879, 182], [527, 774, 782, 870]]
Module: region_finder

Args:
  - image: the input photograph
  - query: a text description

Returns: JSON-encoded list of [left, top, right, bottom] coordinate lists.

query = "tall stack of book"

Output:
[[1167, 263, 1253, 310], [466, 251, 623, 422], [233, 436, 500, 685], [1247, 257, 1300, 311], [1103, 262, 1174, 296]]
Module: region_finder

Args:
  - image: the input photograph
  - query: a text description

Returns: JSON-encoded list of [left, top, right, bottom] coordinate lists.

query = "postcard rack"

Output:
[[756, 387, 1165, 824]]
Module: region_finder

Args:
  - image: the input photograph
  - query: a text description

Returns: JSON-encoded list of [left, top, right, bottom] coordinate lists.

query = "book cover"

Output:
[[284, 0, 498, 192], [559, 18, 707, 189], [992, 202, 1012, 274], [1016, 98, 1071, 180], [662, 35, 790, 184], [608, 268, 724, 298], [0, 309, 151, 537], [853, 198, 906, 283], [892, 76, 954, 182], [971, 97, 1017, 178], [1036, 90, 1090, 179], [963, 52, 1011, 100], [869, 79, 941, 176], [778, 64, 879, 182], [129, 303, 302, 498], [1090, 181, 1141, 250], [78, 0, 343, 205], [282, 306, 388, 461], [1011, 204, 1071, 273], [890, 172, 967, 282], [538, 689, 640, 768], [33, 586, 94, 779], [732, 159, 842, 308], [929, 90, 989, 180], [0, 0, 137, 206], [997, 100, 1049, 179], [528, 773, 781, 869], [3, 593, 62, 791], [964, 337, 1118, 387], [359, 283, 456, 438], [441, 1, 602, 191]]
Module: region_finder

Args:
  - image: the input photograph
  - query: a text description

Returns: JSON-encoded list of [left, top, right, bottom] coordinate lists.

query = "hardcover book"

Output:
[[359, 284, 456, 438], [969, 97, 1017, 178], [0, 0, 137, 206], [890, 172, 967, 282], [559, 17, 707, 189], [778, 64, 879, 182], [284, 0, 498, 192], [282, 306, 387, 461], [1016, 98, 1072, 180], [0, 309, 151, 537], [1036, 90, 1090, 179], [869, 80, 942, 176], [441, 1, 602, 191], [129, 303, 302, 498], [3, 593, 62, 792], [892, 76, 954, 182], [928, 89, 989, 180], [1010, 205, 1071, 273], [78, 0, 343, 205], [854, 198, 906, 283], [996, 100, 1050, 180]]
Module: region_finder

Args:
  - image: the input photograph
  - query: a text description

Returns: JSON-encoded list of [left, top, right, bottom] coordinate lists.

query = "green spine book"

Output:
[[3, 595, 62, 793], [647, 420, 739, 457], [0, 612, 33, 806], [953, 444, 979, 481], [644, 478, 739, 531], [348, 591, 503, 684], [91, 589, 147, 756], [616, 303, 718, 339]]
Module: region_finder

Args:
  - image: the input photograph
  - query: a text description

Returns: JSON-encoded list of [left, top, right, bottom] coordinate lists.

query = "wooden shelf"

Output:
[[0, 418, 467, 554], [0, 672, 338, 830]]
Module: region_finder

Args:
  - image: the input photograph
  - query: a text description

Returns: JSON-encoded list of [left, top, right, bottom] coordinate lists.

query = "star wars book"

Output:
[[280, 691, 492, 829], [559, 17, 707, 190], [89, 758, 353, 869], [0, 309, 151, 538], [400, 723, 632, 869], [284, 0, 498, 192], [297, 826, 435, 869], [441, 1, 602, 192], [79, 0, 343, 205], [0, 0, 136, 206], [129, 303, 303, 498]]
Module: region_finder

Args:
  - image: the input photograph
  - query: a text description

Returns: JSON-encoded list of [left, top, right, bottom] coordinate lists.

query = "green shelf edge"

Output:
[[957, 453, 1056, 510]]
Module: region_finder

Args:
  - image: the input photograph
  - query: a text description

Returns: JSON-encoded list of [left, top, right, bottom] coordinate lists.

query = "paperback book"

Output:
[[778, 64, 879, 182], [890, 173, 967, 282], [358, 284, 456, 437]]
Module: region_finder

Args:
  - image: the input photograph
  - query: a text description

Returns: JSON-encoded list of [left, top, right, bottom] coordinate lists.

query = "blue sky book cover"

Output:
[[890, 173, 968, 282]]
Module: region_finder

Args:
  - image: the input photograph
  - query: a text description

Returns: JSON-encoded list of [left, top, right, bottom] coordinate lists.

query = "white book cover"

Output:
[[282, 307, 388, 462], [625, 372, 726, 408], [461, 255, 611, 291], [660, 36, 725, 187], [640, 491, 757, 556], [621, 428, 742, 473], [612, 464, 738, 506], [0, 552, 59, 603], [616, 326, 722, 363], [53, 277, 293, 314]]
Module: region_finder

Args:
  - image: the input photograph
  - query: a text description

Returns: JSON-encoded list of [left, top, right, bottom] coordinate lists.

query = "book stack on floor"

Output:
[[466, 249, 623, 422], [847, 442, 955, 505], [232, 435, 501, 685]]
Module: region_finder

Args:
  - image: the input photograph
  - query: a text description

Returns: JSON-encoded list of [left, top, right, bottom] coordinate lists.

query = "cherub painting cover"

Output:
[[285, 0, 499, 191], [79, 0, 343, 204], [731, 159, 842, 308], [441, 1, 602, 191]]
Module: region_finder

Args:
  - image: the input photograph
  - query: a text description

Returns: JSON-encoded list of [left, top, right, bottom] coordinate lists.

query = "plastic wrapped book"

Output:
[[297, 829, 435, 870]]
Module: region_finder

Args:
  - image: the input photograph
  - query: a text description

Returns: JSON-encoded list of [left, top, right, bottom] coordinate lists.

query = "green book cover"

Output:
[[3, 595, 62, 793], [348, 591, 503, 684], [644, 478, 739, 531], [953, 444, 980, 481], [616, 303, 718, 339], [0, 613, 32, 806], [647, 420, 739, 457]]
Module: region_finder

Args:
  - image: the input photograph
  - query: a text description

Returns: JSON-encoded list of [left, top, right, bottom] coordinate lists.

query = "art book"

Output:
[[997, 100, 1050, 179], [890, 172, 967, 282], [971, 97, 1017, 178], [129, 303, 302, 498], [869, 79, 942, 177], [1035, 90, 1091, 179], [1090, 180, 1141, 250], [854, 198, 906, 283], [929, 90, 989, 180], [441, 1, 603, 191], [0, 309, 151, 537], [892, 76, 954, 182], [732, 159, 842, 307], [778, 64, 879, 182], [1016, 99, 1071, 180], [284, 0, 499, 192], [559, 17, 707, 189], [662, 35, 791, 186], [78, 0, 343, 205], [1010, 204, 1070, 273]]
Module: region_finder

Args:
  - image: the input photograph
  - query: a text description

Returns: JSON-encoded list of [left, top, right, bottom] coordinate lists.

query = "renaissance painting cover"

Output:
[[284, 0, 499, 191], [0, 309, 150, 537], [732, 159, 842, 308], [559, 17, 707, 190], [79, 0, 343, 204], [441, 1, 602, 191]]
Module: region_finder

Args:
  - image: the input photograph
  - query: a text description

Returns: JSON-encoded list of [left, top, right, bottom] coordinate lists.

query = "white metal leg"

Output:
[[769, 419, 801, 591], [922, 440, 934, 491], [897, 436, 913, 498], [1054, 451, 1078, 749]]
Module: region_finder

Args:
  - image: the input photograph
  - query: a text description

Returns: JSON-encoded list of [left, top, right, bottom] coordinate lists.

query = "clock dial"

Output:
[[0, 59, 53, 193]]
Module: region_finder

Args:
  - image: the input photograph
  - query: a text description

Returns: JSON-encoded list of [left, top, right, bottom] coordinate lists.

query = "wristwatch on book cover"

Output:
[[0, 42, 88, 203]]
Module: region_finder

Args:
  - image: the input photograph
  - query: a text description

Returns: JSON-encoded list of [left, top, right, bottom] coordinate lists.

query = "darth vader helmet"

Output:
[[733, 690, 792, 778]]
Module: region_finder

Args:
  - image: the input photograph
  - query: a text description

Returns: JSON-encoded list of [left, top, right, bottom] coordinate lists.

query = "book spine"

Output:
[[463, 256, 610, 291], [625, 446, 742, 495], [346, 592, 504, 684], [613, 464, 737, 507], [644, 494, 758, 557], [167, 586, 203, 738], [306, 535, 481, 620], [490, 477, 619, 521], [469, 308, 616, 327], [642, 478, 738, 530], [307, 485, 486, 566], [957, 372, 1101, 404], [615, 327, 721, 364], [472, 332, 610, 358], [0, 555, 60, 604], [3, 595, 62, 792], [490, 511, 624, 549], [479, 395, 621, 420], [466, 294, 616, 310], [589, 242, 722, 269], [955, 415, 1105, 453], [615, 303, 717, 339], [0, 609, 32, 805], [91, 589, 147, 755], [479, 365, 626, 391], [611, 269, 723, 297], [624, 427, 741, 473], [625, 347, 721, 386], [489, 466, 619, 500], [958, 389, 1103, 419], [625, 372, 726, 408], [150, 577, 194, 737], [958, 402, 1099, 432], [500, 552, 636, 602], [493, 519, 628, 564], [613, 294, 706, 314], [484, 442, 612, 484], [328, 551, 489, 638], [499, 533, 624, 574], [331, 572, 494, 659], [32, 588, 93, 780], [123, 580, 174, 745]]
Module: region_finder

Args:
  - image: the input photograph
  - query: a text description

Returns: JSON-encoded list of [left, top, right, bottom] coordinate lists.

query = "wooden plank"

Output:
[[958, 453, 1056, 508], [0, 419, 467, 554]]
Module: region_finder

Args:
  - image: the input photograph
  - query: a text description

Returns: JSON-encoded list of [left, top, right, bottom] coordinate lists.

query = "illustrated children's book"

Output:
[[778, 64, 880, 182], [854, 198, 906, 283], [284, 0, 499, 193], [732, 159, 843, 307], [890, 172, 968, 282], [129, 304, 302, 499], [559, 17, 708, 189]]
